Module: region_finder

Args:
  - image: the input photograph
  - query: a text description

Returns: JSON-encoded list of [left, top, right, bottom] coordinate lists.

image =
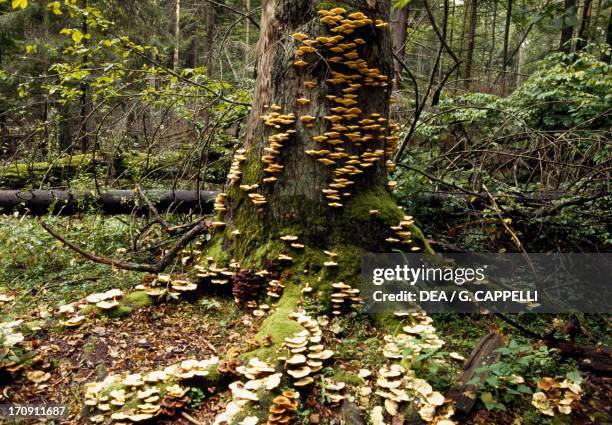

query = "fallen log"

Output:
[[0, 189, 216, 215], [552, 341, 612, 376], [446, 331, 506, 418]]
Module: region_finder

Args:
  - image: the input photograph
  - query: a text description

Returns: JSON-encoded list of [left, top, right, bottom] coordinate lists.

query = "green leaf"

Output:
[[480, 392, 495, 410], [12, 0, 27, 9], [71, 29, 84, 44], [47, 1, 61, 14], [516, 384, 532, 394], [566, 370, 582, 384]]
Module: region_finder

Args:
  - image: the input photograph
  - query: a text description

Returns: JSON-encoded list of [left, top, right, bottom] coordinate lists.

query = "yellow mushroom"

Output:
[[296, 98, 310, 106], [292, 32, 309, 41], [293, 60, 308, 67]]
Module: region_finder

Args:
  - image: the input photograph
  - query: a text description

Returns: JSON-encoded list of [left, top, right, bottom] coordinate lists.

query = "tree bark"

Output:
[[463, 0, 478, 88], [603, 7, 612, 63], [560, 0, 577, 53], [576, 0, 593, 51], [221, 0, 401, 252], [173, 0, 181, 70], [486, 0, 498, 87], [392, 5, 410, 89], [501, 0, 512, 94], [204, 0, 216, 76]]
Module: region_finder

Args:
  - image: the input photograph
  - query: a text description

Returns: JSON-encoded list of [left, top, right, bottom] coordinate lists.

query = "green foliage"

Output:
[[509, 51, 612, 129], [468, 340, 558, 411], [0, 214, 142, 314]]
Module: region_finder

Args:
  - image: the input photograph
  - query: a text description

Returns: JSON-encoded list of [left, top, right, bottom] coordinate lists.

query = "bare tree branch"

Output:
[[40, 219, 210, 273]]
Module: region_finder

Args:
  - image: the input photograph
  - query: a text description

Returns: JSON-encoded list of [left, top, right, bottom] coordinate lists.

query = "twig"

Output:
[[135, 185, 172, 234], [40, 219, 210, 273], [494, 313, 551, 341], [181, 412, 205, 425]]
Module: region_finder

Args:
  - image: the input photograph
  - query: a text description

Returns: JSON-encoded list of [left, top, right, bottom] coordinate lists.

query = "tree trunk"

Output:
[[501, 0, 512, 95], [576, 0, 593, 51], [486, 0, 498, 87], [218, 0, 418, 256], [602, 6, 612, 63], [204, 0, 216, 77], [463, 0, 478, 88], [392, 5, 410, 89], [78, 0, 92, 153], [560, 0, 577, 53], [173, 0, 181, 70], [245, 0, 251, 65]]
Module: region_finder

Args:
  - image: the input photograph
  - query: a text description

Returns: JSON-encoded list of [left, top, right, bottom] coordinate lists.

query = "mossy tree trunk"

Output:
[[220, 0, 411, 258]]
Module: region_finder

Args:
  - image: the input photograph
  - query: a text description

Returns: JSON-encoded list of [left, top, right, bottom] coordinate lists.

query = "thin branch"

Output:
[[202, 0, 260, 28], [135, 184, 172, 234], [40, 219, 210, 273]]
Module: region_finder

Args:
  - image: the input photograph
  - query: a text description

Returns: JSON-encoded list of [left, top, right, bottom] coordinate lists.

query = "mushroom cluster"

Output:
[[260, 105, 297, 183], [531, 376, 582, 416], [232, 269, 265, 303], [56, 288, 125, 327], [0, 320, 26, 374], [135, 272, 198, 298], [194, 256, 236, 285], [372, 364, 453, 423], [330, 282, 361, 315], [282, 311, 334, 387], [386, 215, 419, 251], [228, 148, 247, 184], [84, 356, 218, 423], [213, 358, 282, 425], [291, 8, 396, 209], [382, 313, 444, 361], [214, 192, 227, 213], [322, 378, 346, 404], [266, 390, 299, 424], [267, 279, 285, 299], [86, 288, 124, 310]]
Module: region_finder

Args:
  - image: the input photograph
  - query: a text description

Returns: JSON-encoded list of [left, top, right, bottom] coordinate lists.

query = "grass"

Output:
[[0, 214, 144, 316]]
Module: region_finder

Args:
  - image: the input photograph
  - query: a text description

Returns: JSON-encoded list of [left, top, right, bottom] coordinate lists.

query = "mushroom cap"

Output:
[[27, 370, 51, 383], [307, 349, 333, 360], [294, 376, 314, 386], [240, 416, 260, 425], [286, 354, 307, 365], [62, 315, 85, 327], [385, 399, 399, 416], [96, 300, 120, 310], [287, 366, 312, 379], [426, 391, 446, 406]]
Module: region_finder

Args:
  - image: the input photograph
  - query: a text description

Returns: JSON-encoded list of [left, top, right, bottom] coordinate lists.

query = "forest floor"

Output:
[[1, 214, 610, 425]]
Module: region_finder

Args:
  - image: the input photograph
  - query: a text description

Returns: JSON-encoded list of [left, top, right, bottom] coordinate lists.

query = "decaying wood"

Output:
[[446, 330, 505, 417], [0, 189, 215, 215], [552, 341, 612, 376]]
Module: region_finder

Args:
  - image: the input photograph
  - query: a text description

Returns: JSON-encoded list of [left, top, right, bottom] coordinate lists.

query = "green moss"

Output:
[[106, 305, 133, 318], [123, 291, 153, 308], [329, 370, 365, 386], [243, 284, 304, 361], [343, 185, 403, 226]]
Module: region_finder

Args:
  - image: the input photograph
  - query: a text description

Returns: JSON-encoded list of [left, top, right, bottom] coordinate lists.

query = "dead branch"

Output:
[[40, 219, 210, 273]]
